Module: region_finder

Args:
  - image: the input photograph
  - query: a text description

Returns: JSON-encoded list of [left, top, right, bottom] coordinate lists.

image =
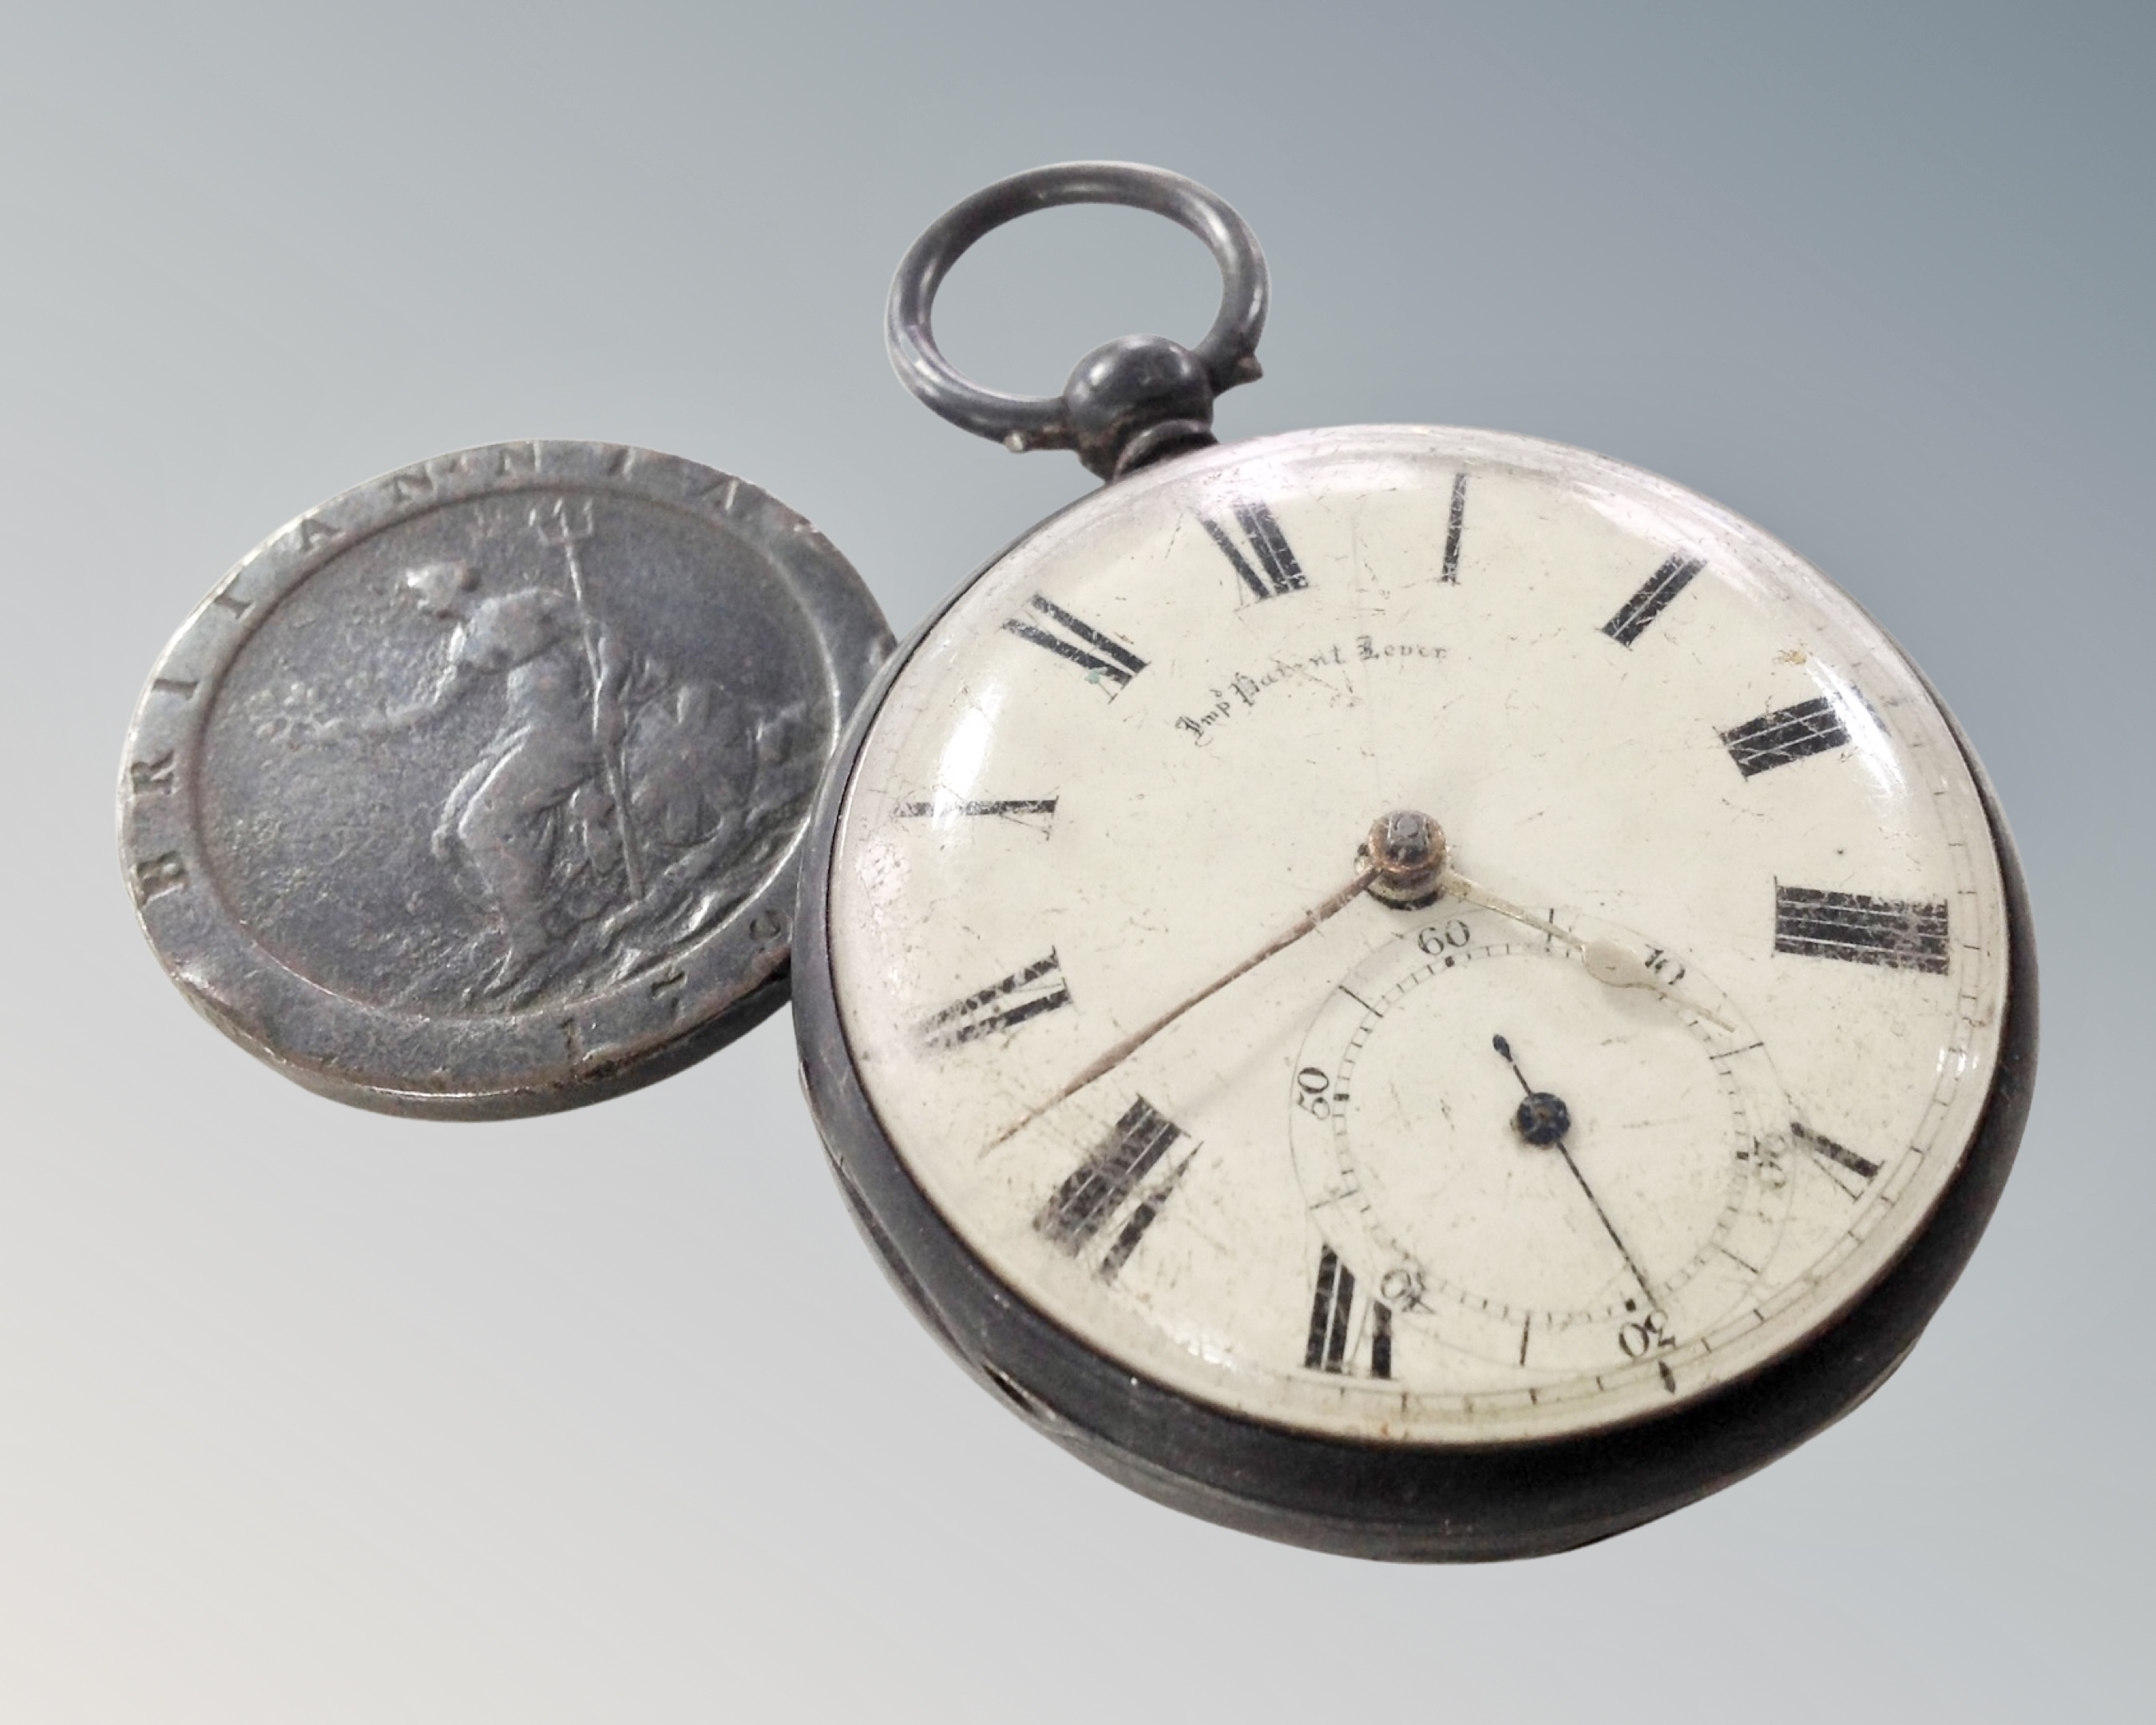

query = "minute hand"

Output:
[[981, 865, 1378, 1152]]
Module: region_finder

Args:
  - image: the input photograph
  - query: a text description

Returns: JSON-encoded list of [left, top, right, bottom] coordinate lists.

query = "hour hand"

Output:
[[1443, 870, 1735, 1033]]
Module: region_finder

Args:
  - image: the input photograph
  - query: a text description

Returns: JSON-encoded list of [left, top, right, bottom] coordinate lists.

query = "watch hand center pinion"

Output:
[[1365, 808, 1449, 906], [1492, 1033, 1573, 1149]]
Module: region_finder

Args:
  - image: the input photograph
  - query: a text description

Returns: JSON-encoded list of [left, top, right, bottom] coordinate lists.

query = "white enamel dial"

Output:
[[826, 426, 2009, 1444]]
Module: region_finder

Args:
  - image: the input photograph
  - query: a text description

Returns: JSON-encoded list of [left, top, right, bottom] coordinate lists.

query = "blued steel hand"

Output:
[[1492, 1033, 1661, 1306]]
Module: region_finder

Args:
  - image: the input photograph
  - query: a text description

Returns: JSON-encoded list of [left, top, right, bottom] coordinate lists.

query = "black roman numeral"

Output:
[[1003, 595, 1147, 693], [1774, 886, 1950, 974], [1096, 1146, 1199, 1283], [1603, 553, 1704, 646], [1199, 498, 1306, 601], [1792, 1120, 1881, 1194], [1441, 470, 1468, 581], [893, 795, 1057, 833], [1035, 1097, 1187, 1252], [1303, 1246, 1392, 1379], [1721, 696, 1850, 777], [920, 953, 1072, 1048]]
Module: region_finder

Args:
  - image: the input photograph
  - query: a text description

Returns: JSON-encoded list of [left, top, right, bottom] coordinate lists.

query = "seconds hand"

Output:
[[1492, 1033, 1661, 1307]]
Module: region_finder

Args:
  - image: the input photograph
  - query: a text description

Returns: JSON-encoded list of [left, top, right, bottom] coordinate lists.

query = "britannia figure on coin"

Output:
[[408, 558, 631, 983], [269, 498, 822, 1007], [287, 549, 626, 989]]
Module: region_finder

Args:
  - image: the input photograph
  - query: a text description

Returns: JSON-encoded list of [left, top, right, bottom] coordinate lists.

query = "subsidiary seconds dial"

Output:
[[1290, 900, 1796, 1399]]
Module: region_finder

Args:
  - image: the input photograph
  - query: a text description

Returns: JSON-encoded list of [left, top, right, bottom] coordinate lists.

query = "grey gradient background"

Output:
[[4, 2, 2148, 1718]]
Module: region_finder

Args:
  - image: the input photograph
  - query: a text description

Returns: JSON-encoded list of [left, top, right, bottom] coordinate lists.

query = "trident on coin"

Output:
[[533, 496, 647, 904]]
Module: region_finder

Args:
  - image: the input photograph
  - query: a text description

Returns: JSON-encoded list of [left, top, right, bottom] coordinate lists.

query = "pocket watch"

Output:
[[791, 163, 2037, 1559]]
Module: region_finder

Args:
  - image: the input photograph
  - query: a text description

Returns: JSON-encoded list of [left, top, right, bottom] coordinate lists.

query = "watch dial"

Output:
[[826, 426, 2010, 1443]]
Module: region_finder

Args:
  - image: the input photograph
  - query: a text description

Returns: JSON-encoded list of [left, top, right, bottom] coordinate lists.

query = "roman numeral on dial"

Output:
[[1003, 595, 1147, 693], [1441, 470, 1468, 581], [1097, 1147, 1199, 1284], [1792, 1121, 1881, 1197], [1199, 498, 1306, 601], [1035, 1096, 1188, 1256], [1721, 696, 1851, 776], [1304, 1245, 1393, 1379], [1774, 886, 1951, 974], [894, 795, 1057, 833], [920, 953, 1072, 1048], [1603, 553, 1704, 645]]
